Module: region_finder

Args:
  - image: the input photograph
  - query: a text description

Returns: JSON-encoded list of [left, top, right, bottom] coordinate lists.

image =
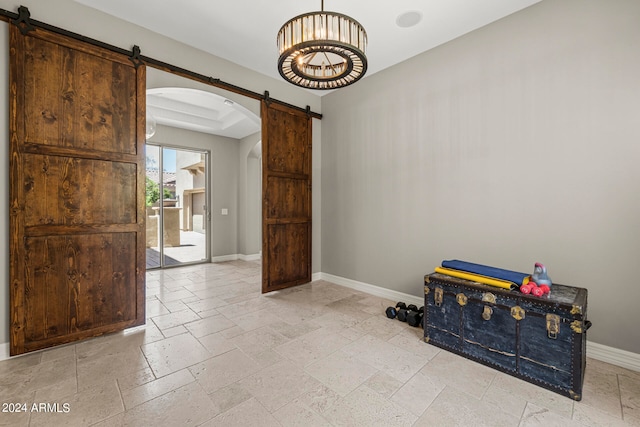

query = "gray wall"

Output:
[[148, 125, 239, 258], [321, 0, 640, 353], [312, 118, 322, 274], [238, 132, 262, 256], [0, 21, 8, 345], [0, 0, 321, 113], [147, 67, 259, 259], [4, 0, 636, 356], [0, 0, 321, 349]]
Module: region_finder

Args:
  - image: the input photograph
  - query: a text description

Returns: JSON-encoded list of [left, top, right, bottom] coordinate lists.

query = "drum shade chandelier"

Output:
[[277, 0, 368, 90]]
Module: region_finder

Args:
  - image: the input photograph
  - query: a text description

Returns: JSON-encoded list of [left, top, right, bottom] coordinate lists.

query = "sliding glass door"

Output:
[[145, 144, 210, 268]]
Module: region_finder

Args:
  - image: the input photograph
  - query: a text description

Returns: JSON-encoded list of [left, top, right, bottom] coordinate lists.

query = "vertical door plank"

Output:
[[24, 237, 69, 341], [10, 24, 146, 356], [9, 25, 27, 354], [24, 36, 62, 146], [261, 101, 312, 293]]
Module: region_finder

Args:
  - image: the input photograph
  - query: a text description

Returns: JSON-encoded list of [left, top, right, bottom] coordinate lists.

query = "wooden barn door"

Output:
[[9, 25, 146, 355], [261, 101, 312, 293]]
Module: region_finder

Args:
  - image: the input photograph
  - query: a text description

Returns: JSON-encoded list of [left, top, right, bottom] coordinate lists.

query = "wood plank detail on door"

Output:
[[9, 25, 146, 355], [261, 101, 312, 293]]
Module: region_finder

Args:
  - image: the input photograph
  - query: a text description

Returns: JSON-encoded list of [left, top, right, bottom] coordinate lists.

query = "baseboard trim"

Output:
[[211, 254, 239, 262], [0, 342, 8, 361], [3, 272, 639, 371], [319, 272, 424, 307], [239, 253, 261, 262], [587, 341, 640, 372], [319, 272, 640, 373], [211, 254, 261, 263]]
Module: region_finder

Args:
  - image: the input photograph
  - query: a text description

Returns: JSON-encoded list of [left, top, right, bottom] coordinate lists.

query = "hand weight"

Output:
[[385, 302, 407, 319]]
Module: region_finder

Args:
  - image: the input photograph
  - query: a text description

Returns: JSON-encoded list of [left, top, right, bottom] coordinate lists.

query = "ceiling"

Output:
[[147, 88, 260, 139], [75, 0, 541, 89], [75, 0, 542, 139]]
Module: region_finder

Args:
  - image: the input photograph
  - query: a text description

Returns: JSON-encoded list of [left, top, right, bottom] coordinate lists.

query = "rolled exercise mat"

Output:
[[434, 267, 517, 290], [441, 259, 530, 286]]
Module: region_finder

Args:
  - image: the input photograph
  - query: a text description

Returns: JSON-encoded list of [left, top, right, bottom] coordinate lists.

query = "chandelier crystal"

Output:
[[277, 1, 368, 90]]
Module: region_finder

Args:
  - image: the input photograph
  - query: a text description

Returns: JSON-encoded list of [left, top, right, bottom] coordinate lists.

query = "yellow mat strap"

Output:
[[434, 266, 517, 290]]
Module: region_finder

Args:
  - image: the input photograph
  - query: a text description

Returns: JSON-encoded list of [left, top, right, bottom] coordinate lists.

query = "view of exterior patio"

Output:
[[146, 146, 208, 268]]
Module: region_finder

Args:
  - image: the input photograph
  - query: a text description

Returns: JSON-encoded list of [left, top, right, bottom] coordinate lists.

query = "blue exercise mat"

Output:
[[441, 259, 530, 286]]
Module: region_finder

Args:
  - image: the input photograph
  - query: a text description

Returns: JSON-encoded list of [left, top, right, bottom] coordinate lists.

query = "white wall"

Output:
[[321, 0, 640, 353]]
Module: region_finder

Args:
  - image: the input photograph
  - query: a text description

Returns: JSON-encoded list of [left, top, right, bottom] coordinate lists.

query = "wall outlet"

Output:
[[221, 208, 228, 215]]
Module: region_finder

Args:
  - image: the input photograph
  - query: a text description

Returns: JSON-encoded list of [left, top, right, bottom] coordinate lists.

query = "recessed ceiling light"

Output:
[[396, 11, 422, 28]]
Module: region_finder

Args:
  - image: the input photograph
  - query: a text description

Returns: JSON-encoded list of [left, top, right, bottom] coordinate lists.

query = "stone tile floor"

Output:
[[1, 260, 639, 426]]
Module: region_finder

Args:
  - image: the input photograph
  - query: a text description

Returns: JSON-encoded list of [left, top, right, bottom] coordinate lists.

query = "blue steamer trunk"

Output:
[[424, 273, 589, 400]]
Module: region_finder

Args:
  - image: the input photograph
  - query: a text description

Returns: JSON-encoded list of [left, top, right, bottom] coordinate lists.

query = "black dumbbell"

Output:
[[407, 306, 424, 328], [397, 304, 418, 322], [385, 302, 406, 319]]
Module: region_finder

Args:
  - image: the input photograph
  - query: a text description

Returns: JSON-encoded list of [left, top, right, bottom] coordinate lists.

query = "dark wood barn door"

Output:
[[9, 25, 146, 355], [261, 101, 312, 293]]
